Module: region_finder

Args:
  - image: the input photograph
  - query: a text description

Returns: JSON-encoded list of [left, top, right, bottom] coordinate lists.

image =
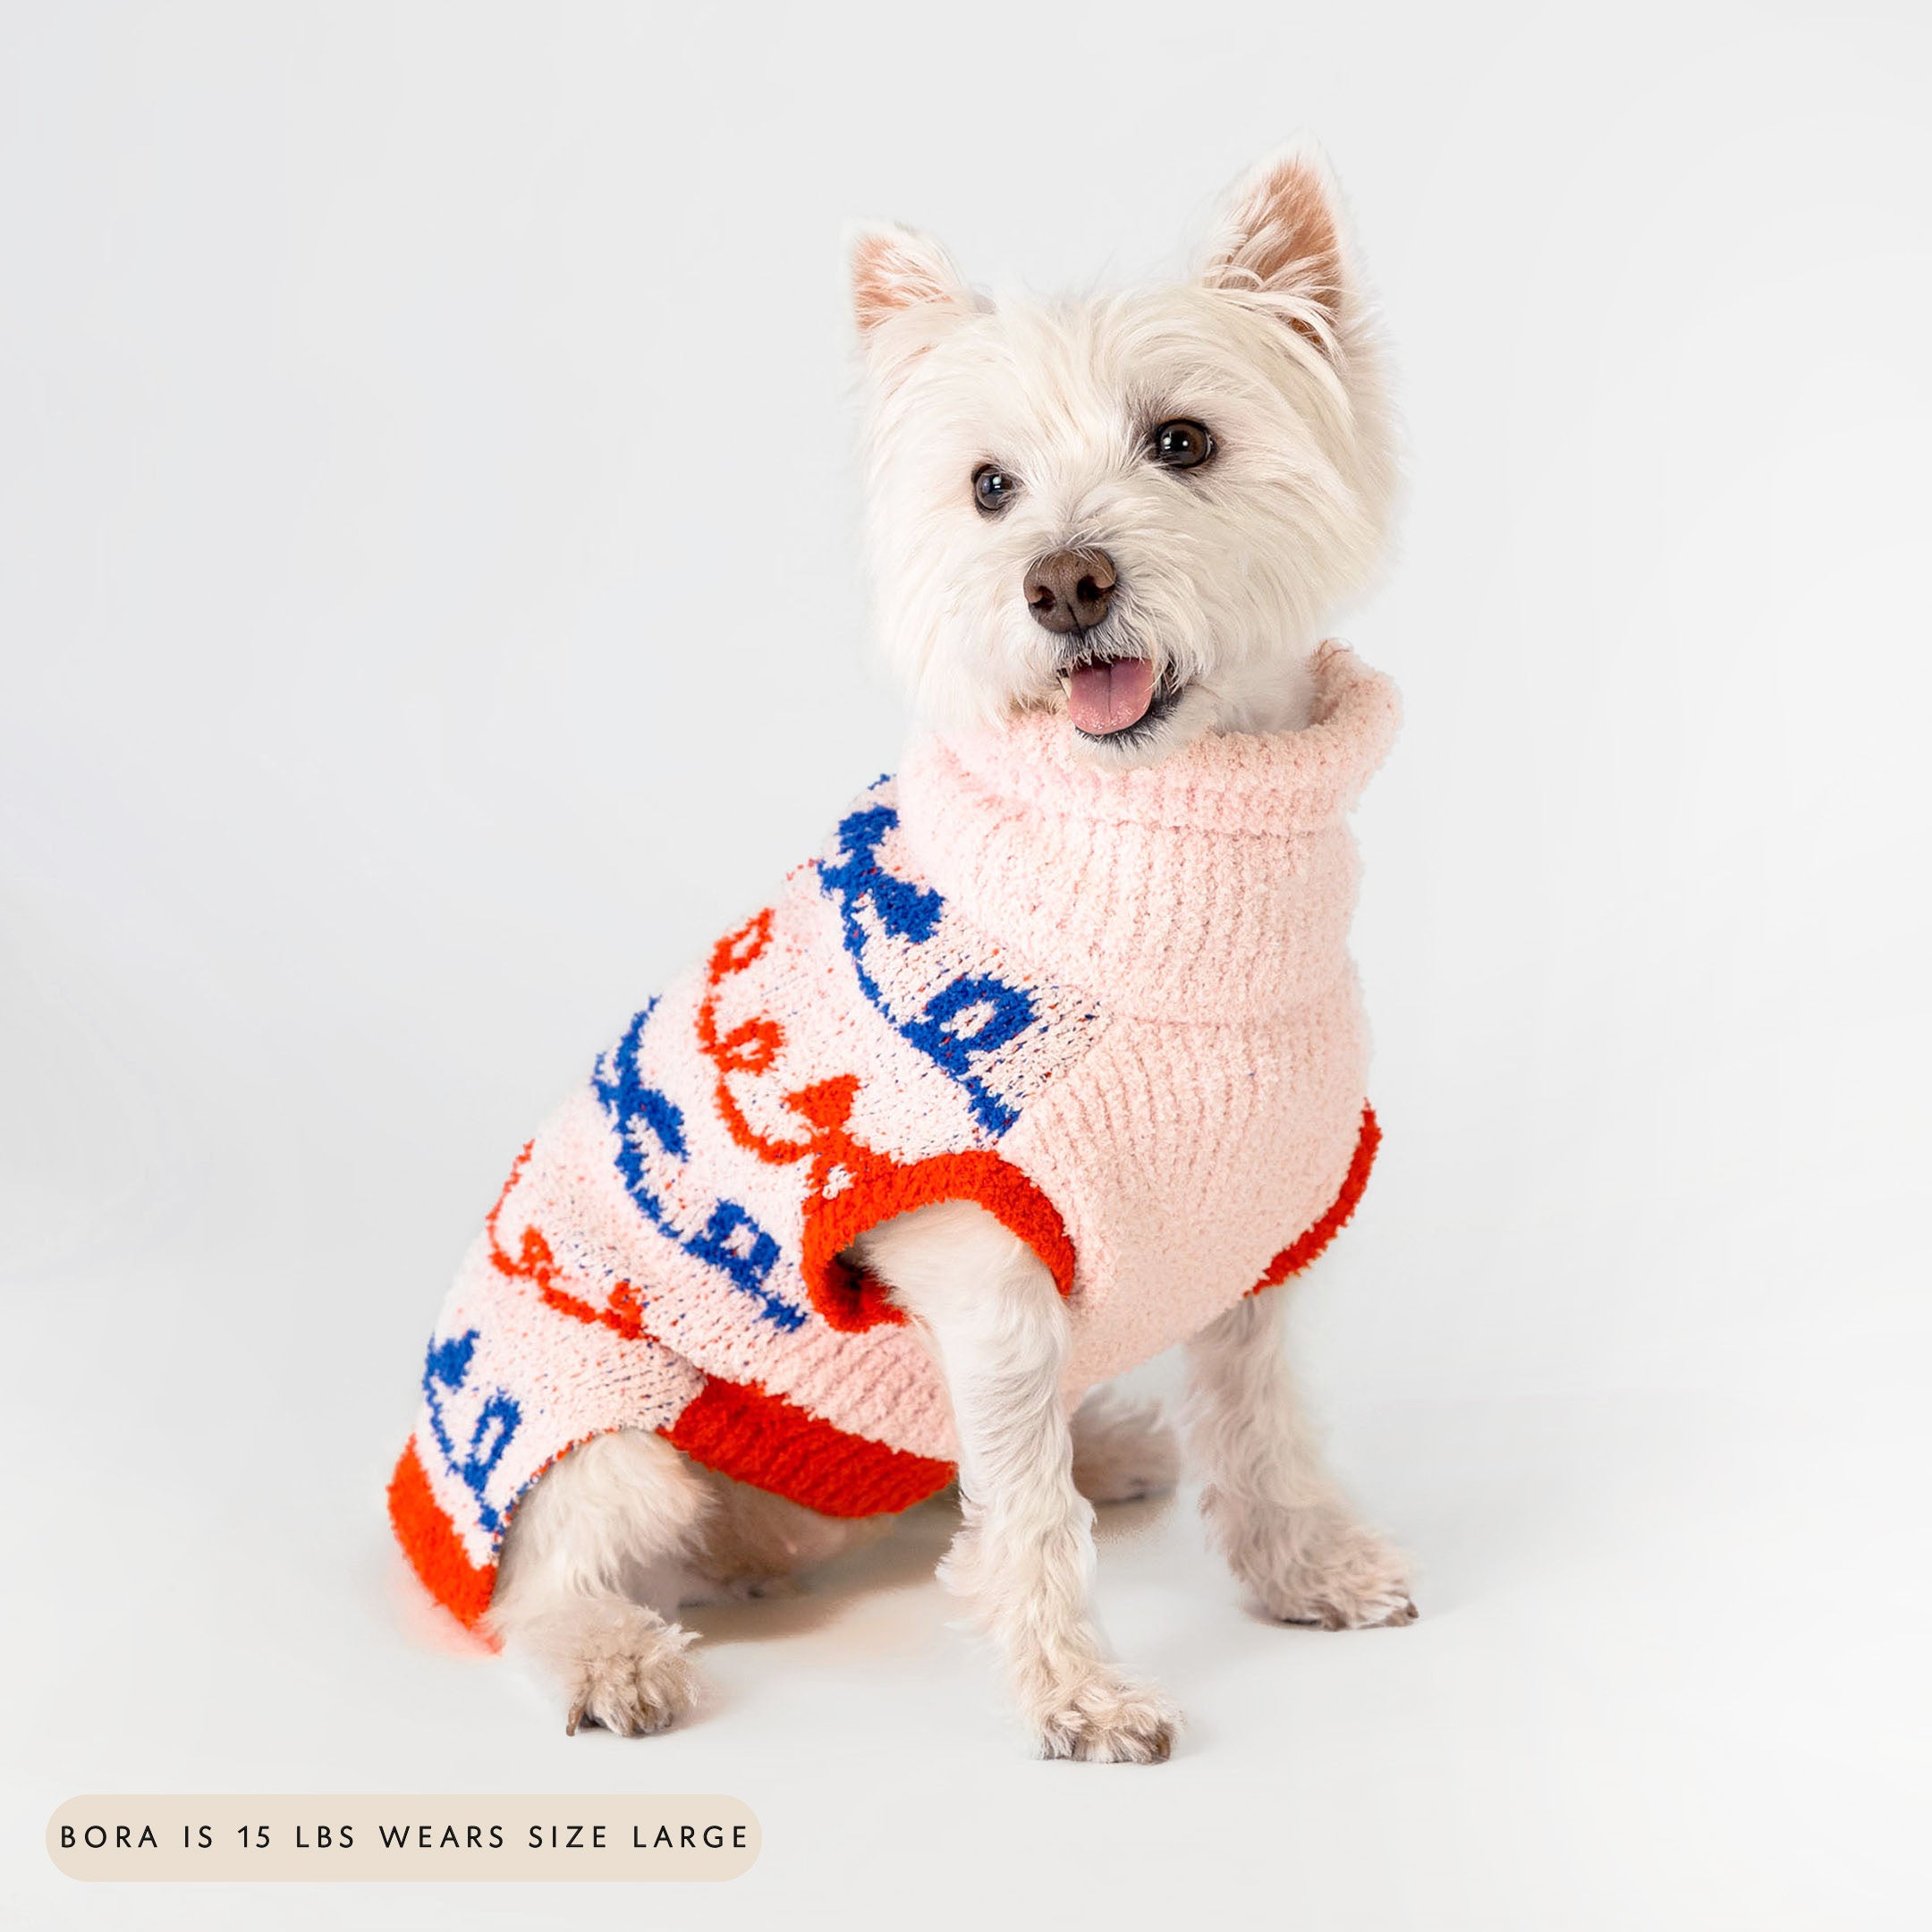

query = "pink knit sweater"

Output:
[[390, 644, 1399, 1630]]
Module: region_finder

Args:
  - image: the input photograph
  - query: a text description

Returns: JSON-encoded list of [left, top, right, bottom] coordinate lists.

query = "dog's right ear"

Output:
[[847, 223, 970, 349]]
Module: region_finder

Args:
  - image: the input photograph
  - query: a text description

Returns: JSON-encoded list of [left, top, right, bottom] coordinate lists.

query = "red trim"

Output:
[[663, 1375, 955, 1518], [1248, 1104, 1382, 1296], [790, 1073, 1076, 1333], [691, 910, 1078, 1334], [387, 1436, 499, 1636]]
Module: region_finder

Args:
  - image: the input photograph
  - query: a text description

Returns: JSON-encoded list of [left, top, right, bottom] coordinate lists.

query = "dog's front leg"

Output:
[[1184, 1286, 1416, 1629], [857, 1201, 1177, 1763]]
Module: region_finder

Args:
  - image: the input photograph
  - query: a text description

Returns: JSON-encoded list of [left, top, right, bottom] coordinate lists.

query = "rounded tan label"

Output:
[[47, 1794, 758, 1882]]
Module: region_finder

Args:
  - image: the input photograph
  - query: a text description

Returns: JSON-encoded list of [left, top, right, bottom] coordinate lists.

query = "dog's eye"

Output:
[[1151, 419, 1216, 470], [972, 464, 1016, 515]]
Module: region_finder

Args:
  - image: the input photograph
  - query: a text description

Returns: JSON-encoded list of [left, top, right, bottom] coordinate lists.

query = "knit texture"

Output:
[[391, 643, 1400, 1630]]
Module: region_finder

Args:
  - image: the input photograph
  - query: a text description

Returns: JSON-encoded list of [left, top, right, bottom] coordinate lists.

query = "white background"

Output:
[[4, 2, 1928, 1928]]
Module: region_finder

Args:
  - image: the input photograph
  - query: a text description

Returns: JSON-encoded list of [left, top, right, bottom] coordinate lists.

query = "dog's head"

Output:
[[851, 146, 1396, 767]]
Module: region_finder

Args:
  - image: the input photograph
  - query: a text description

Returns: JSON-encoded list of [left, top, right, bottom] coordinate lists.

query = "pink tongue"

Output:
[[1066, 657, 1157, 735]]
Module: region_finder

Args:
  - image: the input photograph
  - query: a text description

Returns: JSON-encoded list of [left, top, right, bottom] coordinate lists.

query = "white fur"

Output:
[[490, 1428, 709, 1735], [853, 142, 1397, 767], [490, 145, 1411, 1753], [1184, 1288, 1414, 1630], [857, 1199, 1177, 1762]]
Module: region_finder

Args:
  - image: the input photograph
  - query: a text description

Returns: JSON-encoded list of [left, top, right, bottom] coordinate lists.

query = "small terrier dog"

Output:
[[416, 144, 1409, 1764]]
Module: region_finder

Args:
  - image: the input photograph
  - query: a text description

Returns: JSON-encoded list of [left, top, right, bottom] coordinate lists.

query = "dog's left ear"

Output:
[[1201, 145, 1357, 357]]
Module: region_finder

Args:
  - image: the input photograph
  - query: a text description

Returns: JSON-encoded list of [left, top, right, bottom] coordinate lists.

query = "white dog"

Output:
[[395, 144, 1410, 1765]]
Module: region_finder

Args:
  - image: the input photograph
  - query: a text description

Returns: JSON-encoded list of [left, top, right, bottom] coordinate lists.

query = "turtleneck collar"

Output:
[[894, 644, 1400, 1022]]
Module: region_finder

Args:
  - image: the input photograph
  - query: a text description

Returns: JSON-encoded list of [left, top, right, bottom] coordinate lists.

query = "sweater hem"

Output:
[[1246, 1103, 1381, 1295], [662, 1376, 956, 1518]]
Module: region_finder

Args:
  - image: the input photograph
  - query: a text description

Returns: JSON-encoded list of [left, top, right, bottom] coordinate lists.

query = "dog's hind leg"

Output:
[[1183, 1285, 1415, 1630], [490, 1428, 710, 1736], [858, 1199, 1178, 1764], [1069, 1385, 1179, 1504], [686, 1466, 897, 1600]]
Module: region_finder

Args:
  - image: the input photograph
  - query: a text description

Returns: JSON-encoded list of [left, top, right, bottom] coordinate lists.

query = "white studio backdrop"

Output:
[[2, 4, 1927, 1930]]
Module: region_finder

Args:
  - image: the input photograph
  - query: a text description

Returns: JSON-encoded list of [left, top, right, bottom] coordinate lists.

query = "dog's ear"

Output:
[[847, 222, 970, 343], [1201, 145, 1356, 356]]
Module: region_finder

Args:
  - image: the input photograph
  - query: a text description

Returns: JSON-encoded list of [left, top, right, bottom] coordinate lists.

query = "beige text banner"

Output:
[[47, 1793, 759, 1882]]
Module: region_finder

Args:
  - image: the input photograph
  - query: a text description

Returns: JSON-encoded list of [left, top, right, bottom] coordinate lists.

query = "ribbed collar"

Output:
[[895, 644, 1400, 1021]]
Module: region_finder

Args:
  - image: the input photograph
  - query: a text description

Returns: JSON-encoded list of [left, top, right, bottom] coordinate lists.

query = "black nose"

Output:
[[1025, 547, 1117, 634]]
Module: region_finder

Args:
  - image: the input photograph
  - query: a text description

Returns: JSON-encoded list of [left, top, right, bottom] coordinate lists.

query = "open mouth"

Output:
[[1063, 654, 1182, 740]]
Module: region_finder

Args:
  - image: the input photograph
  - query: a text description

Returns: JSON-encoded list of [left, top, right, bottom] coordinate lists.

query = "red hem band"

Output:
[[664, 1375, 955, 1518], [1248, 1103, 1381, 1295], [387, 1436, 499, 1636]]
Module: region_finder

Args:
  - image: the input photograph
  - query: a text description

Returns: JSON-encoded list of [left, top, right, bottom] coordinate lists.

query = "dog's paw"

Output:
[[1241, 1510, 1416, 1630], [1070, 1391, 1180, 1504], [1271, 1574, 1418, 1631], [561, 1610, 700, 1738], [1031, 1668, 1179, 1765]]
